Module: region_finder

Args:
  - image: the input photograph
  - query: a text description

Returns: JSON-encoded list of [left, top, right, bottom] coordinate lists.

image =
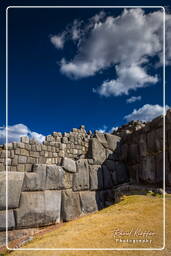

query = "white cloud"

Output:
[[109, 126, 118, 133], [51, 9, 171, 96], [126, 95, 142, 103], [50, 34, 65, 49], [96, 64, 158, 96], [0, 124, 45, 144], [124, 104, 170, 122], [97, 125, 108, 133], [30, 132, 45, 143]]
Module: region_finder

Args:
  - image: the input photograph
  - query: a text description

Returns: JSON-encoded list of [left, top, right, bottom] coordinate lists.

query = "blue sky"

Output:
[[0, 0, 171, 143]]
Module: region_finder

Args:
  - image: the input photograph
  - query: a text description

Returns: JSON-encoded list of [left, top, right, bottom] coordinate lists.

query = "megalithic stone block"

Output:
[[61, 190, 81, 221], [0, 172, 24, 210], [15, 190, 61, 228], [73, 159, 89, 191], [0, 210, 15, 231]]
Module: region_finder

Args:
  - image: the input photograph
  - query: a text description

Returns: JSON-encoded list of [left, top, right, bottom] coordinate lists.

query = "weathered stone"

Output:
[[45, 165, 72, 190], [105, 133, 121, 151], [128, 144, 139, 164], [62, 157, 76, 173], [88, 138, 106, 165], [18, 155, 27, 164], [147, 129, 163, 153], [80, 191, 98, 213], [15, 190, 61, 228], [23, 164, 47, 191], [0, 172, 24, 210], [127, 164, 140, 184], [115, 162, 128, 184], [139, 134, 147, 157], [20, 136, 29, 144], [94, 132, 108, 148], [102, 165, 113, 189], [140, 156, 156, 184], [89, 165, 103, 190], [0, 210, 15, 230], [61, 190, 81, 221], [73, 159, 89, 191]]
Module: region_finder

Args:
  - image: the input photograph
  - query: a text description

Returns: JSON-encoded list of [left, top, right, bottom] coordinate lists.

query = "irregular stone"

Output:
[[0, 210, 15, 231], [139, 134, 147, 157], [73, 159, 89, 191], [61, 190, 81, 221], [18, 155, 27, 164], [15, 190, 61, 228], [147, 129, 163, 153], [128, 164, 140, 184], [105, 133, 121, 151], [45, 165, 72, 190], [62, 157, 76, 173], [0, 172, 24, 210], [94, 132, 108, 148], [20, 136, 29, 143], [115, 162, 128, 184], [140, 156, 156, 184], [80, 191, 98, 213], [102, 165, 113, 189], [127, 144, 139, 164], [155, 152, 163, 185], [88, 138, 106, 165], [89, 165, 103, 190]]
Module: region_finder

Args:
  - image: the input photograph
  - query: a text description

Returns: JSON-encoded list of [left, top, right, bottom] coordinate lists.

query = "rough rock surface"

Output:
[[0, 172, 24, 210], [73, 159, 89, 191], [62, 157, 76, 173], [80, 191, 98, 213], [61, 190, 81, 221], [15, 190, 61, 228], [0, 210, 15, 230]]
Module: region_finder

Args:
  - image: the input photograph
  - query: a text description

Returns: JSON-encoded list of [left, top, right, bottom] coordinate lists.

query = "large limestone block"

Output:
[[80, 191, 98, 213], [46, 165, 72, 189], [73, 159, 89, 191], [140, 156, 156, 184], [0, 210, 15, 230], [115, 162, 128, 184], [147, 129, 163, 153], [62, 157, 76, 173], [102, 165, 113, 189], [88, 138, 106, 165], [61, 190, 81, 221], [15, 190, 61, 228], [139, 134, 147, 157], [89, 165, 103, 190], [127, 144, 139, 164], [0, 172, 24, 210], [94, 132, 108, 148], [105, 133, 121, 151], [96, 189, 115, 209], [22, 164, 46, 191]]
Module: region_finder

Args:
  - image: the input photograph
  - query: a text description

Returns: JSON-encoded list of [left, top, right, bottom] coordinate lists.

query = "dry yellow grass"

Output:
[[5, 194, 171, 256]]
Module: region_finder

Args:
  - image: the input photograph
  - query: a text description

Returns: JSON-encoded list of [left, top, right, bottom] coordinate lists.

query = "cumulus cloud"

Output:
[[97, 125, 108, 133], [96, 64, 158, 96], [50, 34, 65, 49], [124, 104, 170, 122], [51, 8, 171, 96], [0, 124, 45, 144], [127, 95, 142, 103]]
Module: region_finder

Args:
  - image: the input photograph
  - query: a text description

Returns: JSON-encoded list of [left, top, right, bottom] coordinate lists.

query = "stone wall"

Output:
[[0, 125, 90, 172], [117, 109, 171, 186], [0, 109, 171, 231], [0, 131, 128, 230]]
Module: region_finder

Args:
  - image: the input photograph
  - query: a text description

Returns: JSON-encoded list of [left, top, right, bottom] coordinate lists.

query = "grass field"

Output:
[[3, 194, 171, 256]]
